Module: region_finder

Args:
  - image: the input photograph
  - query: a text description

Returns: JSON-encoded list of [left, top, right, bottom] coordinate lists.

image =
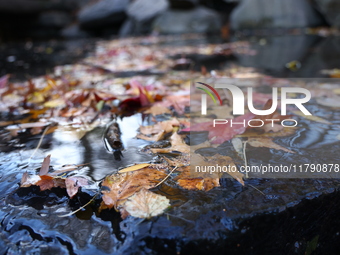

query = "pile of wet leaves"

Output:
[[1, 35, 340, 254]]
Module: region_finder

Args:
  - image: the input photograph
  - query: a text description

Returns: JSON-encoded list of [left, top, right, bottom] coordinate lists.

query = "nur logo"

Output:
[[197, 82, 312, 116], [196, 82, 223, 115]]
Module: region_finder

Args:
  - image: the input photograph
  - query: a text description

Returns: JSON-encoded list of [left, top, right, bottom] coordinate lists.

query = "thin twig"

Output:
[[154, 166, 178, 188], [29, 126, 50, 161], [243, 140, 249, 178], [165, 213, 195, 224], [248, 184, 265, 196], [58, 192, 99, 217]]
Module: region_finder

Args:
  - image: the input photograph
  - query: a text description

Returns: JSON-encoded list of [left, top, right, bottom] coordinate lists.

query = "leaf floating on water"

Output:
[[118, 163, 151, 173], [123, 188, 170, 218], [101, 168, 167, 209], [175, 165, 221, 191], [177, 176, 220, 191], [151, 132, 190, 154], [39, 154, 51, 176], [36, 175, 66, 191], [65, 176, 89, 198], [136, 131, 165, 142], [21, 174, 41, 187], [248, 138, 294, 153], [293, 111, 331, 125]]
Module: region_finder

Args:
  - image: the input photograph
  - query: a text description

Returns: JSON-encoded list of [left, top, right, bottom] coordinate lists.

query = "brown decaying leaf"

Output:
[[137, 118, 181, 142], [144, 105, 171, 115], [123, 188, 170, 218], [162, 154, 190, 167], [209, 155, 244, 185], [36, 175, 66, 191], [248, 137, 294, 153], [151, 132, 189, 154], [65, 177, 89, 198], [101, 168, 167, 209], [175, 166, 220, 191], [39, 154, 51, 176], [191, 153, 245, 185], [139, 118, 180, 135], [21, 155, 89, 197], [136, 131, 165, 141]]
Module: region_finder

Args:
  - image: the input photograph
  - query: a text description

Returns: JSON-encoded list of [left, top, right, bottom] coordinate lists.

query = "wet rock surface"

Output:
[[152, 7, 222, 34], [230, 0, 325, 30], [314, 0, 340, 28], [78, 0, 128, 31], [1, 110, 340, 254]]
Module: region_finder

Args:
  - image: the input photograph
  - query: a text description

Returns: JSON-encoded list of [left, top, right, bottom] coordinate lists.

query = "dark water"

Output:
[[1, 34, 340, 254]]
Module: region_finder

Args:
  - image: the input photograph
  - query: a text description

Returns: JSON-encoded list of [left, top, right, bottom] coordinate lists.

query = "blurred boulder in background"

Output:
[[152, 6, 222, 34], [0, 0, 79, 13], [314, 0, 340, 28], [169, 0, 198, 9], [235, 35, 320, 75], [38, 11, 72, 28], [120, 0, 169, 36], [230, 0, 324, 30], [0, 0, 335, 40], [61, 24, 90, 38], [78, 0, 128, 31], [0, 0, 86, 39]]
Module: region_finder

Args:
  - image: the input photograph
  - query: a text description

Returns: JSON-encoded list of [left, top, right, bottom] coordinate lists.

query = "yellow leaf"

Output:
[[28, 92, 44, 103], [118, 163, 151, 173], [44, 98, 66, 108]]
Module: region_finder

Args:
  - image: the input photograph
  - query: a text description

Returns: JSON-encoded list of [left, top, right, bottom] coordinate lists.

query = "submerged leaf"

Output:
[[123, 188, 170, 218], [248, 138, 294, 153], [293, 110, 331, 125]]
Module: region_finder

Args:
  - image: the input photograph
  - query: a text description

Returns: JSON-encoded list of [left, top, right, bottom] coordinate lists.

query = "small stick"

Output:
[[165, 213, 195, 224], [243, 140, 249, 178], [248, 184, 266, 196], [26, 126, 50, 166], [58, 192, 99, 217], [154, 166, 178, 188]]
